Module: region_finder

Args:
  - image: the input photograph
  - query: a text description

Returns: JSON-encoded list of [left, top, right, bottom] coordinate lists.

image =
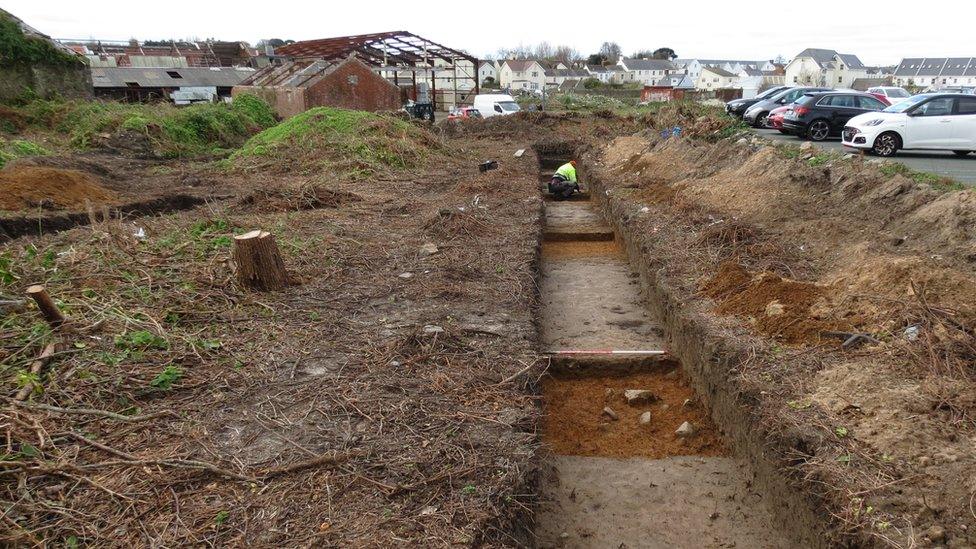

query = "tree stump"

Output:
[[232, 230, 290, 291], [26, 285, 66, 327]]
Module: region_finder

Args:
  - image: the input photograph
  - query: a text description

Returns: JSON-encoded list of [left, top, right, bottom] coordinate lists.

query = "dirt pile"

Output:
[[0, 166, 115, 211], [702, 262, 845, 345], [238, 182, 361, 212], [232, 107, 443, 177]]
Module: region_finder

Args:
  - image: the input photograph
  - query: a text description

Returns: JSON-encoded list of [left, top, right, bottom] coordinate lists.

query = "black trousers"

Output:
[[548, 177, 578, 200]]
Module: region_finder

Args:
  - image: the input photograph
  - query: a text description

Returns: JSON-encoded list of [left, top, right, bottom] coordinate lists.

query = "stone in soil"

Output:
[[624, 389, 658, 405], [639, 411, 652, 425], [602, 407, 619, 421], [676, 421, 696, 437]]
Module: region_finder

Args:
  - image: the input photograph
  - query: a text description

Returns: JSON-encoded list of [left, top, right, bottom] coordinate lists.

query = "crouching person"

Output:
[[549, 160, 580, 200]]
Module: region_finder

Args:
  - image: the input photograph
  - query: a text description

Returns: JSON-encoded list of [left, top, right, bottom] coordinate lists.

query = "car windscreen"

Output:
[[886, 89, 910, 98], [756, 87, 783, 99], [794, 94, 820, 105], [468, 109, 483, 118], [883, 95, 930, 113], [498, 101, 520, 112]]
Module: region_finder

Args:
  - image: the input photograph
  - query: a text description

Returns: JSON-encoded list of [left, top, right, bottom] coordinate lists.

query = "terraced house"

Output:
[[893, 57, 976, 89], [616, 58, 676, 86], [784, 48, 868, 88]]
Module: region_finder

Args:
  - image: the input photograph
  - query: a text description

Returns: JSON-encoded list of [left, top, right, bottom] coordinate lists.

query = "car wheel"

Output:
[[807, 119, 831, 142], [755, 112, 769, 128], [872, 132, 901, 157], [953, 150, 972, 157]]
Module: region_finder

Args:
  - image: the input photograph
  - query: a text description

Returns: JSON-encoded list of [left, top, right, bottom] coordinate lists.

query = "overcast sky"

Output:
[[7, 0, 971, 66]]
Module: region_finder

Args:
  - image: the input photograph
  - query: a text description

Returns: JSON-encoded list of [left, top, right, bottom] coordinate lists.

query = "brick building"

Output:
[[232, 56, 400, 118]]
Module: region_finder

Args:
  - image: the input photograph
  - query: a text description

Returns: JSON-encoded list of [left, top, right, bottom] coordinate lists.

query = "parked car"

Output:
[[768, 105, 792, 132], [743, 87, 832, 127], [403, 101, 435, 122], [447, 107, 483, 121], [924, 86, 975, 95], [473, 94, 521, 118], [725, 86, 790, 118], [782, 91, 889, 141], [842, 93, 976, 157], [866, 86, 908, 105]]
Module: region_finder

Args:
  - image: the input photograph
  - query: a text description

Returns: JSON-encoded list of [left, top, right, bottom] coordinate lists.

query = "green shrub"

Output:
[[0, 13, 82, 68], [231, 94, 277, 128]]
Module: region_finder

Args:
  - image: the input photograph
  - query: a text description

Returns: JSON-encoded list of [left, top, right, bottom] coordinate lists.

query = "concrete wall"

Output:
[[0, 63, 92, 102], [306, 60, 400, 112]]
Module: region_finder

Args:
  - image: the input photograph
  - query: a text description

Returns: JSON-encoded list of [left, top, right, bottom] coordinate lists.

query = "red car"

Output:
[[447, 107, 483, 121], [767, 105, 792, 132]]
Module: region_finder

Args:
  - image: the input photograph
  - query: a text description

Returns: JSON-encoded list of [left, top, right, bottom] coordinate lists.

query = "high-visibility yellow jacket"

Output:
[[555, 162, 577, 183]]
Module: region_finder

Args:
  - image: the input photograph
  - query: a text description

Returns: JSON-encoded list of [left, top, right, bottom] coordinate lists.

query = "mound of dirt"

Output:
[[233, 107, 443, 177], [238, 183, 361, 212], [0, 166, 116, 211], [703, 262, 845, 344]]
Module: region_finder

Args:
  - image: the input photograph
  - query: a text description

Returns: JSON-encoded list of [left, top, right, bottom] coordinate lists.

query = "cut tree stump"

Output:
[[26, 285, 66, 327], [233, 230, 290, 291]]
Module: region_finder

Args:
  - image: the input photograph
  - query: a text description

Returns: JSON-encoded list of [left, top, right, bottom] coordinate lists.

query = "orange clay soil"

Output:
[[0, 167, 116, 211], [542, 370, 727, 458], [541, 239, 626, 260], [702, 261, 849, 345]]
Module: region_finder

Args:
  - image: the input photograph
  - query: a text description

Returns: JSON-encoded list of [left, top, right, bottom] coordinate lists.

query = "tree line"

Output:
[[491, 41, 678, 66]]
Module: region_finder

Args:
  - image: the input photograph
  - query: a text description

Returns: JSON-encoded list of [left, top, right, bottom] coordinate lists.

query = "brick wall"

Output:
[[306, 60, 401, 112]]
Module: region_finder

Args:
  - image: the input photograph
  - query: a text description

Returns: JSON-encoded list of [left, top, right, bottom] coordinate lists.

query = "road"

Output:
[[751, 128, 976, 185]]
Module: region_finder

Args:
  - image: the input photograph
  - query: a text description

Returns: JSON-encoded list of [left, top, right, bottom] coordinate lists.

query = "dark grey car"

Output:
[[742, 86, 832, 127]]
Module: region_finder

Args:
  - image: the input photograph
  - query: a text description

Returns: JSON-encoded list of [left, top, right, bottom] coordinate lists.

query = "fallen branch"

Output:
[[9, 400, 179, 422], [14, 343, 58, 401], [262, 452, 357, 478]]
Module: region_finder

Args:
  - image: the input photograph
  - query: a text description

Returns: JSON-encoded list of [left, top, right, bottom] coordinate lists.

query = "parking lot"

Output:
[[752, 128, 976, 185]]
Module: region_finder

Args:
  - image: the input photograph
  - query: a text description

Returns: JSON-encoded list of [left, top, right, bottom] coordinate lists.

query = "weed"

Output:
[[834, 426, 849, 438], [115, 330, 167, 351], [149, 365, 182, 390], [214, 510, 230, 527], [807, 153, 832, 167], [878, 161, 963, 192]]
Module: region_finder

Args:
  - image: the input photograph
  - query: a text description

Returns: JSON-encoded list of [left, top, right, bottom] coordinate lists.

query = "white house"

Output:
[[545, 68, 589, 88], [676, 59, 776, 83], [784, 48, 869, 88], [498, 59, 547, 90], [478, 61, 498, 86], [892, 57, 976, 89], [585, 64, 613, 84], [737, 67, 786, 98], [696, 66, 738, 90], [617, 58, 676, 85]]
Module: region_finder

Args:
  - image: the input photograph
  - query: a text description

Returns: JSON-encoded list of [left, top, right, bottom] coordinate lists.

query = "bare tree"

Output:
[[599, 42, 622, 64], [554, 45, 582, 66]]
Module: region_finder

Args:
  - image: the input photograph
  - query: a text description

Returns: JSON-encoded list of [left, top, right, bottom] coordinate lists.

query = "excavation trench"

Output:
[[533, 149, 791, 548]]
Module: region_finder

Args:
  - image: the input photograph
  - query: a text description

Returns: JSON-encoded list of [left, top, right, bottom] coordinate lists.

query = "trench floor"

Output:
[[535, 180, 789, 548]]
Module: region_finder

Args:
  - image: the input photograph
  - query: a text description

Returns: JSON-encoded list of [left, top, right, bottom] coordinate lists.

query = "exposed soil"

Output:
[[237, 183, 361, 212], [0, 166, 116, 210], [589, 131, 976, 547], [542, 371, 726, 458], [540, 240, 625, 260]]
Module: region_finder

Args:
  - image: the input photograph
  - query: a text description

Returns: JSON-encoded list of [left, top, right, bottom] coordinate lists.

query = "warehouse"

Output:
[[231, 56, 400, 118]]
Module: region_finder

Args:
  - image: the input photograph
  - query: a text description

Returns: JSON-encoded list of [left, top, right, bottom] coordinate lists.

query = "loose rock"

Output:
[[602, 407, 619, 421], [419, 242, 439, 257], [676, 421, 696, 437], [925, 525, 946, 543], [624, 389, 658, 405], [639, 411, 652, 425]]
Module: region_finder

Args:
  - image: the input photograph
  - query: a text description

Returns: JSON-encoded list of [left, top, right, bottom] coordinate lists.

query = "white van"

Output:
[[473, 94, 521, 118]]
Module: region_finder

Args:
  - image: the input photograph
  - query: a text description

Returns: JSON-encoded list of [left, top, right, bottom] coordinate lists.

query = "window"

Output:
[[166, 71, 182, 79], [914, 97, 954, 116], [958, 97, 976, 115], [347, 75, 358, 85], [821, 95, 856, 107], [838, 76, 843, 83], [531, 71, 538, 77], [858, 96, 886, 110], [793, 76, 798, 83]]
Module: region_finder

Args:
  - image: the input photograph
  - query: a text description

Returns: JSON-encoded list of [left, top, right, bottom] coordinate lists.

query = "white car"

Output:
[[866, 86, 911, 105], [842, 93, 976, 157], [472, 94, 521, 118]]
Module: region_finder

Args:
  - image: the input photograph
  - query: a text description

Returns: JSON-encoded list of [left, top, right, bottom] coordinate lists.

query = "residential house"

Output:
[[675, 59, 776, 83], [892, 58, 976, 89], [696, 66, 738, 90], [617, 58, 676, 85], [498, 59, 547, 90], [478, 61, 498, 86], [784, 48, 869, 88], [737, 67, 786, 98], [545, 67, 589, 88], [585, 64, 614, 84]]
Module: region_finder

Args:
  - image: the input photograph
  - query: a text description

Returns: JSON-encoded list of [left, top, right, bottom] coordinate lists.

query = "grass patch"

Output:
[[232, 107, 441, 177], [0, 137, 50, 168], [878, 162, 965, 192], [6, 94, 276, 156]]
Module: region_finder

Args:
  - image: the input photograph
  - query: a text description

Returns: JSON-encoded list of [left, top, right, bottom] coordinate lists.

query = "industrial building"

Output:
[[274, 31, 479, 111], [232, 57, 401, 117]]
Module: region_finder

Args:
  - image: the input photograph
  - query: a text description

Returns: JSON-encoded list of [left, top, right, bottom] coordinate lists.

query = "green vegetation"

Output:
[[0, 137, 49, 168], [5, 94, 276, 156], [232, 107, 440, 176], [878, 161, 965, 192], [0, 13, 82, 68]]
